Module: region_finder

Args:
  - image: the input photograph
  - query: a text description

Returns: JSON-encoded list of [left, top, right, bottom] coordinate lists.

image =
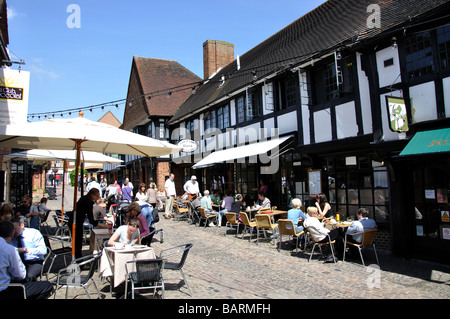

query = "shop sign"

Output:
[[0, 69, 30, 126], [177, 139, 198, 153], [386, 96, 408, 132]]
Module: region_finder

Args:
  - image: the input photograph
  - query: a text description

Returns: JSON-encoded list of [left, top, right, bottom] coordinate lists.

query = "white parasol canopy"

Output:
[[0, 113, 182, 259], [3, 149, 123, 164]]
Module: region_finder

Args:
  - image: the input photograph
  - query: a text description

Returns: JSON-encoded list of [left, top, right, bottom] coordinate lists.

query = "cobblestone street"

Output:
[[44, 186, 450, 303]]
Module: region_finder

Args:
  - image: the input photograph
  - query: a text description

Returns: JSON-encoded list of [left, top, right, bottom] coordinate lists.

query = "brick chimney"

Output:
[[203, 40, 234, 80]]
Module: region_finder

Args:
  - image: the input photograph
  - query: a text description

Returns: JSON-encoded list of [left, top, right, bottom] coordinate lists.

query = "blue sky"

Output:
[[6, 0, 326, 123]]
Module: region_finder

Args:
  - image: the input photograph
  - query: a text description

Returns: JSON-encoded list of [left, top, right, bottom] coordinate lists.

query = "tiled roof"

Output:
[[135, 56, 201, 116], [169, 0, 450, 124]]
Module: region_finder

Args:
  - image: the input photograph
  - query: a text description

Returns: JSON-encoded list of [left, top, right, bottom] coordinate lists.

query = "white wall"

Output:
[[409, 81, 438, 123], [357, 53, 373, 135], [443, 76, 450, 118], [313, 110, 332, 143], [336, 101, 358, 139]]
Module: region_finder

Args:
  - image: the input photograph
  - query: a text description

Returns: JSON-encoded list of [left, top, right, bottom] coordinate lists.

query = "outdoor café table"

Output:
[[256, 210, 288, 223], [325, 221, 352, 231], [89, 228, 112, 254], [99, 245, 156, 288]]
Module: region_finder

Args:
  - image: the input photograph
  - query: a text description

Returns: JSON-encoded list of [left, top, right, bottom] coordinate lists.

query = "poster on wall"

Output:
[[442, 227, 450, 240], [0, 68, 30, 126], [308, 169, 321, 198], [386, 96, 409, 132], [441, 211, 450, 223]]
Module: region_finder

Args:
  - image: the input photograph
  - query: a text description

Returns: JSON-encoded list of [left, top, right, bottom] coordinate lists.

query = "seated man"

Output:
[[14, 195, 40, 229], [346, 207, 377, 244], [200, 190, 218, 227], [255, 192, 271, 209], [9, 216, 47, 281], [0, 221, 53, 299]]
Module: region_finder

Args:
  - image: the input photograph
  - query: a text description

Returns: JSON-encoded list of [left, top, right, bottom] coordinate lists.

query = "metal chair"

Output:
[[141, 227, 164, 246], [125, 258, 165, 299], [255, 214, 278, 245], [159, 243, 193, 296], [305, 229, 337, 263], [39, 210, 52, 235], [42, 235, 72, 280], [52, 252, 102, 299], [198, 207, 217, 227], [343, 229, 379, 266], [277, 219, 304, 253], [224, 213, 240, 237], [52, 213, 70, 237], [0, 283, 27, 299], [239, 212, 257, 242]]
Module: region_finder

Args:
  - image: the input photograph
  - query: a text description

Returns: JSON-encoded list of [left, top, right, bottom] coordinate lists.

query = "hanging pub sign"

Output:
[[0, 69, 30, 126], [177, 139, 198, 153], [386, 96, 409, 132]]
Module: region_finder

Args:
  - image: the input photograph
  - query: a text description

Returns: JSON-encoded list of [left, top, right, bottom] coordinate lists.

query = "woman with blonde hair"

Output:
[[147, 182, 158, 209]]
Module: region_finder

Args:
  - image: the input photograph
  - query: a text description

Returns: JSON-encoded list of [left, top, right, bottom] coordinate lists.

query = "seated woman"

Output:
[[303, 206, 343, 259], [107, 218, 141, 247], [124, 202, 150, 239], [287, 198, 307, 233], [229, 194, 246, 218], [218, 190, 234, 227], [315, 193, 333, 218]]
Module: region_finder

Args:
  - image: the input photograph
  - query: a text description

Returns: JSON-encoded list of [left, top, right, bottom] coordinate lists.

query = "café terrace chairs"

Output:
[[52, 213, 70, 237], [255, 214, 278, 245], [173, 200, 189, 221], [224, 213, 241, 237], [198, 207, 218, 228], [159, 243, 193, 296], [125, 258, 166, 299], [343, 229, 379, 266], [39, 210, 52, 235], [305, 228, 337, 263], [239, 212, 257, 242], [0, 283, 27, 299], [53, 252, 103, 299], [141, 227, 164, 247], [277, 219, 304, 254], [42, 235, 72, 279]]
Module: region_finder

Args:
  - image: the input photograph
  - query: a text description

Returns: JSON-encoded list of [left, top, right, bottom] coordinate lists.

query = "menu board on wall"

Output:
[[308, 170, 321, 198]]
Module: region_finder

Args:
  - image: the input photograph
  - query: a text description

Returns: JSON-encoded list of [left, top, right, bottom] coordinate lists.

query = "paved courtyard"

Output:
[[43, 185, 450, 302]]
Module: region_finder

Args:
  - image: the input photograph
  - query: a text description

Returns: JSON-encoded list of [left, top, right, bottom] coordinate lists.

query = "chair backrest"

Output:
[[258, 207, 271, 213], [277, 219, 296, 236], [361, 229, 378, 246], [224, 213, 238, 225], [41, 210, 51, 223], [198, 207, 207, 217], [160, 243, 193, 270], [134, 259, 165, 283], [239, 212, 251, 226], [255, 214, 273, 229]]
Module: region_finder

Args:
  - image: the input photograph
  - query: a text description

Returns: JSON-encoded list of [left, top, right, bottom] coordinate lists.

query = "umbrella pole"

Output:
[[71, 141, 82, 261], [61, 160, 66, 218]]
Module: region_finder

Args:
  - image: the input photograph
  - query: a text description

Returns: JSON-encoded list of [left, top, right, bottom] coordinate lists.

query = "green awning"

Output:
[[399, 128, 450, 156]]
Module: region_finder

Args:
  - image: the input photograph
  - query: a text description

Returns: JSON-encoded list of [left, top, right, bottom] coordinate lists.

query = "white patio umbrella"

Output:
[[3, 149, 123, 216], [0, 112, 182, 259]]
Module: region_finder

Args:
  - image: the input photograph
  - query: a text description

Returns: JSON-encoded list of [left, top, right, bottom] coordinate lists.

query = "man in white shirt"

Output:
[[86, 177, 101, 194], [0, 220, 53, 299], [183, 175, 200, 200], [346, 207, 377, 243], [164, 173, 176, 219]]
